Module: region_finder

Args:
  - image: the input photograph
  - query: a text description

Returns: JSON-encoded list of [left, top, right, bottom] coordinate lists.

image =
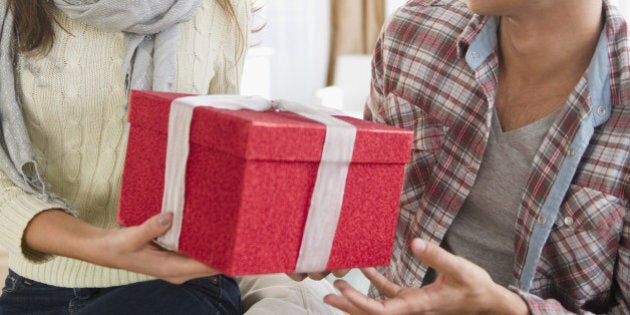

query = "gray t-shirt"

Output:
[[443, 109, 556, 287]]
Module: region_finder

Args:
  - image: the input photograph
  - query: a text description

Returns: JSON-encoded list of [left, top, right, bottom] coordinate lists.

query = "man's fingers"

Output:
[[361, 268, 401, 298], [332, 280, 387, 314], [323, 293, 366, 315], [410, 238, 464, 279], [336, 279, 427, 315]]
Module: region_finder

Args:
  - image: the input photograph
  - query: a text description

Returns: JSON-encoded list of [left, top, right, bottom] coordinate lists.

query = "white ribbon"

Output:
[[276, 101, 357, 273], [157, 95, 357, 273], [157, 95, 270, 250]]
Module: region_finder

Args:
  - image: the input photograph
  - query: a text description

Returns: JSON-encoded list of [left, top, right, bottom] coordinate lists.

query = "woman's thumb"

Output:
[[137, 212, 173, 242]]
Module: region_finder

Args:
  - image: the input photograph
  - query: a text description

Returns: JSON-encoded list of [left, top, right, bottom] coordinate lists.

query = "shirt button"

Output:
[[564, 217, 574, 226], [537, 215, 547, 225], [465, 172, 476, 186], [471, 51, 480, 59], [430, 224, 438, 232], [567, 148, 575, 157], [597, 106, 606, 116]]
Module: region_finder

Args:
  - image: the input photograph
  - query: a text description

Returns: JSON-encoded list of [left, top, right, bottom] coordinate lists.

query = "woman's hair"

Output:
[[8, 0, 56, 56], [8, 0, 242, 57]]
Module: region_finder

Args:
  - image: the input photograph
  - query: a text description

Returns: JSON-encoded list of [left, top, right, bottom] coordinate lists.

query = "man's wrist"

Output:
[[486, 283, 530, 315]]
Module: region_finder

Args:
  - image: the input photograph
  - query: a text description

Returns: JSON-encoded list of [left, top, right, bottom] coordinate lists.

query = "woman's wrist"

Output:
[[24, 209, 110, 264]]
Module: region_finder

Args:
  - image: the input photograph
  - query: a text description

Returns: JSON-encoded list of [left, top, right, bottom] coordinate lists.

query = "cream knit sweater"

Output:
[[0, 0, 250, 288]]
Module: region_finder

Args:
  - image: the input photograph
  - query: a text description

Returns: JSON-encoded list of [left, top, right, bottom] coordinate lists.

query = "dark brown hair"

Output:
[[9, 0, 242, 57], [8, 0, 57, 56]]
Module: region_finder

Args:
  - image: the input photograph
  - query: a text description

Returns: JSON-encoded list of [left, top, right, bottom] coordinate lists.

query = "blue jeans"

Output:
[[0, 270, 241, 315]]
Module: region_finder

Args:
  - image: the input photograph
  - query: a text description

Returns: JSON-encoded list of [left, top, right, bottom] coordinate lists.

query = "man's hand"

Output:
[[323, 238, 530, 315]]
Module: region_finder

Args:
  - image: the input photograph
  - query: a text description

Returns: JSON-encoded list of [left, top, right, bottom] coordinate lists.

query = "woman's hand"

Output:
[[24, 210, 217, 284], [323, 239, 530, 315], [99, 212, 218, 284], [286, 269, 351, 281]]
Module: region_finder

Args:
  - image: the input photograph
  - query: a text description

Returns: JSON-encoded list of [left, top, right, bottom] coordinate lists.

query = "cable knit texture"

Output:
[[0, 0, 250, 288]]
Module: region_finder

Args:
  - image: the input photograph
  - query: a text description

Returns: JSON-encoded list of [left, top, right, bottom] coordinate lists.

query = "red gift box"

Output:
[[118, 90, 413, 276]]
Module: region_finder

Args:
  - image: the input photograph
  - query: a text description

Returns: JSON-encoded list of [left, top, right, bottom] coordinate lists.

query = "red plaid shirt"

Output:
[[366, 0, 630, 313]]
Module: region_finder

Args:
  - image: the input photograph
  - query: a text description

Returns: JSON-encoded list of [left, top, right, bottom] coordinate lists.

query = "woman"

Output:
[[0, 0, 250, 313]]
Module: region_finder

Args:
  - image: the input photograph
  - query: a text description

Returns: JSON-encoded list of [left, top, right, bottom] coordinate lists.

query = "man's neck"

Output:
[[498, 1, 603, 85]]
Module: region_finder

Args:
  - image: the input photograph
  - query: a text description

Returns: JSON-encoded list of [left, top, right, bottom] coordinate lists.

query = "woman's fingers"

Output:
[[286, 273, 308, 281], [106, 213, 222, 283], [286, 269, 350, 282], [307, 272, 329, 280]]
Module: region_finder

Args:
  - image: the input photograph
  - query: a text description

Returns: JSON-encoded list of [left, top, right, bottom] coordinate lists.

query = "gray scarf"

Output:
[[0, 0, 201, 200]]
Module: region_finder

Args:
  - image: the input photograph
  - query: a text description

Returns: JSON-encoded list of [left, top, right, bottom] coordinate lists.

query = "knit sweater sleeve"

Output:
[[0, 169, 69, 263]]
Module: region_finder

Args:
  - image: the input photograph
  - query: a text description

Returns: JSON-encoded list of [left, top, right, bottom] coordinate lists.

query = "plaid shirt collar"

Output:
[[452, 4, 618, 290], [454, 7, 618, 120]]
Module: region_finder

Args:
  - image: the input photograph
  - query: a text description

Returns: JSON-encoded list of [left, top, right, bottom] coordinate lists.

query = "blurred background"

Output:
[[241, 0, 630, 117], [241, 0, 406, 118]]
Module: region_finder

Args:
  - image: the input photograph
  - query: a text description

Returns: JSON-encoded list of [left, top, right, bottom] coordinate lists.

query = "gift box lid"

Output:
[[128, 90, 413, 163]]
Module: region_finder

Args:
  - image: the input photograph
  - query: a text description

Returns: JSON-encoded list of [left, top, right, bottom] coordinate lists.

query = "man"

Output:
[[317, 0, 629, 313]]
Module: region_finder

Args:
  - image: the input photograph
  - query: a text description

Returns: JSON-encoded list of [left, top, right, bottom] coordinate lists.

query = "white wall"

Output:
[[245, 0, 331, 105], [617, 0, 630, 17], [242, 0, 407, 105], [386, 0, 407, 16]]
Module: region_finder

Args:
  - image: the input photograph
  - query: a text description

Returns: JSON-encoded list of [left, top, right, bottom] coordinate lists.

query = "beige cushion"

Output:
[[240, 274, 345, 315]]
